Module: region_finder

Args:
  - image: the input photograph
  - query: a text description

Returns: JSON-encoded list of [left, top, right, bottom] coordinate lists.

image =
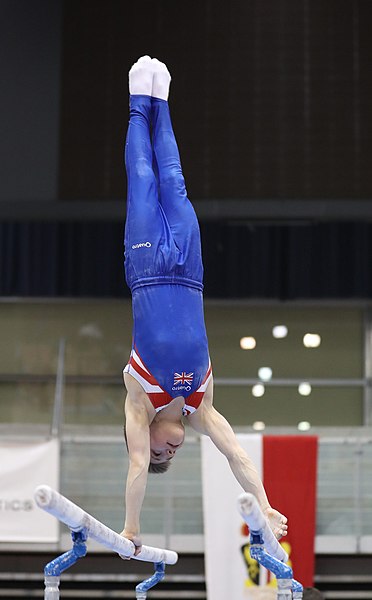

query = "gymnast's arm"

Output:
[[121, 387, 151, 554], [187, 380, 288, 538]]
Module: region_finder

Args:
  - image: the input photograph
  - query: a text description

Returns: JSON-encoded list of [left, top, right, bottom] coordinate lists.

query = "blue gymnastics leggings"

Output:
[[124, 95, 204, 292]]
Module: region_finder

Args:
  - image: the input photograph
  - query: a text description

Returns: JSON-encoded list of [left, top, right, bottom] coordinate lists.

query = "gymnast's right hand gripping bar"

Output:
[[237, 492, 289, 563], [34, 485, 178, 565]]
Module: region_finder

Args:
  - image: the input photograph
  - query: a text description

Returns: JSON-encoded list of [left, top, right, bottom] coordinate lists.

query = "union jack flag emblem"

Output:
[[174, 372, 194, 386]]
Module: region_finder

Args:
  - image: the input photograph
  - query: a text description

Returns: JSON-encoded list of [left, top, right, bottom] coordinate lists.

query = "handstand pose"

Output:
[[122, 56, 288, 554]]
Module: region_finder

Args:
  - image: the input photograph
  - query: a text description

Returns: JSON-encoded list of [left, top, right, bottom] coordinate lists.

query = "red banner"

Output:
[[263, 436, 318, 587]]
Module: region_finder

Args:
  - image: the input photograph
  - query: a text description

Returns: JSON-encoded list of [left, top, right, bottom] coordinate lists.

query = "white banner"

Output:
[[201, 434, 263, 600], [0, 438, 60, 542]]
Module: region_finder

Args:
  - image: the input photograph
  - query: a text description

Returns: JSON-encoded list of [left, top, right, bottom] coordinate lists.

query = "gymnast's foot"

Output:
[[129, 55, 153, 96], [264, 507, 288, 540], [151, 58, 171, 101]]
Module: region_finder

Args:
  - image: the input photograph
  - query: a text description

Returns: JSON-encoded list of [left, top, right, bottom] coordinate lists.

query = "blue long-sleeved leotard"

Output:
[[123, 95, 211, 415]]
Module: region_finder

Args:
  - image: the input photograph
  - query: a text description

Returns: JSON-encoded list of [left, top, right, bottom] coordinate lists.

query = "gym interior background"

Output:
[[1, 1, 372, 598]]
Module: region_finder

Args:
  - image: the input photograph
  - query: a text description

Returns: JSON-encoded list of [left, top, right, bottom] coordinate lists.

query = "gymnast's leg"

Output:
[[124, 57, 164, 289], [151, 60, 203, 284]]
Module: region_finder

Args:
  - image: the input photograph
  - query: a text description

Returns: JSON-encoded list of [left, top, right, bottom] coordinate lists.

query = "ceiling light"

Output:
[[298, 382, 312, 396], [298, 421, 311, 431], [258, 367, 272, 381], [240, 336, 256, 350], [272, 325, 288, 339], [253, 421, 266, 431], [252, 384, 265, 398], [303, 333, 321, 348]]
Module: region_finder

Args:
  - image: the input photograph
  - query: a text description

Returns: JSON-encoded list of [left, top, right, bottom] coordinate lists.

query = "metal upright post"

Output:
[[51, 338, 66, 438], [249, 532, 294, 599], [135, 562, 166, 600], [43, 529, 87, 600], [363, 308, 372, 426], [292, 578, 304, 599], [44, 575, 60, 600]]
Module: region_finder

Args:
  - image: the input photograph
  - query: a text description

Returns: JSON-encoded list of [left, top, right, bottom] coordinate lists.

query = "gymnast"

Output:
[[121, 56, 288, 555]]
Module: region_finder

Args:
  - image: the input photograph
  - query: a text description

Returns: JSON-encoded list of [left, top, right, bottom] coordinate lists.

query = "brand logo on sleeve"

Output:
[[132, 242, 152, 249]]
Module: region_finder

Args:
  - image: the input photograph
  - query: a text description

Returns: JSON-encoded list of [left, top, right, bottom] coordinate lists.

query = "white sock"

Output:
[[151, 58, 171, 101], [129, 55, 153, 96]]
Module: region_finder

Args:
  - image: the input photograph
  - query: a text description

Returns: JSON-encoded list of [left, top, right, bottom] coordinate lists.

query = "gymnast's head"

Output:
[[123, 419, 185, 474], [148, 419, 185, 473]]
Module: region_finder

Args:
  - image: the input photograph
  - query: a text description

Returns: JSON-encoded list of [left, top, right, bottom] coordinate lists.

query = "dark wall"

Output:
[[59, 0, 372, 201], [1, 0, 372, 299], [0, 0, 62, 202]]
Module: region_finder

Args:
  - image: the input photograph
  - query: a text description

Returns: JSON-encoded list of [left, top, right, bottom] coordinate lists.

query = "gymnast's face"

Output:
[[149, 420, 185, 463]]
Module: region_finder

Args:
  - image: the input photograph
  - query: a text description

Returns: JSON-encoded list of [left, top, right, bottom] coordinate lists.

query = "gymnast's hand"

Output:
[[263, 507, 288, 540], [119, 529, 142, 559]]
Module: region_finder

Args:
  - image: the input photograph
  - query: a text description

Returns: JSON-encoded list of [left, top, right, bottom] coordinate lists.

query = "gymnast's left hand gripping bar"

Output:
[[34, 485, 178, 565]]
